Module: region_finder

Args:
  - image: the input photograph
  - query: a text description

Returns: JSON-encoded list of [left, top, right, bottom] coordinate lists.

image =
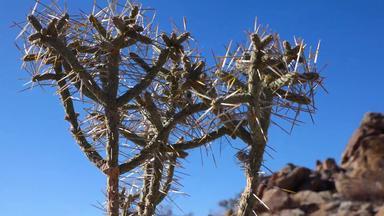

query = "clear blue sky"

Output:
[[1, 0, 383, 215]]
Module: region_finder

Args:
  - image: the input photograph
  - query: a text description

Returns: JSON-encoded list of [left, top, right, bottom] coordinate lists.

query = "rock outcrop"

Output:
[[222, 113, 384, 216], [336, 112, 384, 201]]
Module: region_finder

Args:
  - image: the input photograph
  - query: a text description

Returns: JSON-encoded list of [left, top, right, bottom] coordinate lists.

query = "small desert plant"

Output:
[[17, 1, 322, 215]]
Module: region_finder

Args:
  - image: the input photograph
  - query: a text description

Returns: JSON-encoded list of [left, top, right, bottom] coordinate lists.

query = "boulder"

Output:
[[275, 166, 311, 192], [336, 113, 384, 201], [341, 112, 384, 171], [291, 190, 327, 206], [297, 172, 335, 192], [279, 209, 305, 216], [335, 171, 384, 201], [261, 188, 292, 211], [336, 201, 373, 216], [375, 206, 384, 216]]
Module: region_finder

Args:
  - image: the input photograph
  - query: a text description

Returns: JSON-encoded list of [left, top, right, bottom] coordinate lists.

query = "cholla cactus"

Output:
[[18, 1, 230, 215], [17, 1, 322, 215], [213, 26, 322, 215]]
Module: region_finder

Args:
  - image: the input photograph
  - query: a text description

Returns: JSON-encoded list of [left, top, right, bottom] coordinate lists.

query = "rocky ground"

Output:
[[223, 112, 384, 216]]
